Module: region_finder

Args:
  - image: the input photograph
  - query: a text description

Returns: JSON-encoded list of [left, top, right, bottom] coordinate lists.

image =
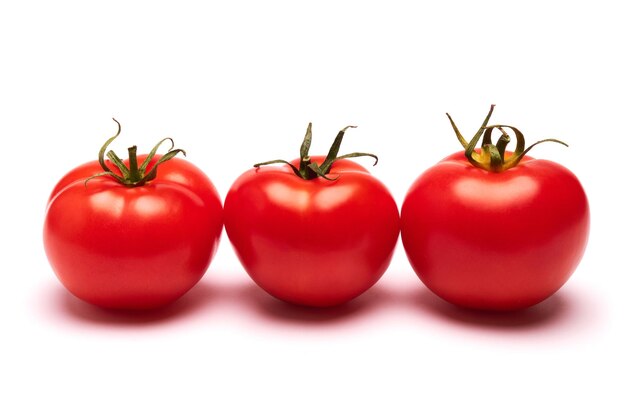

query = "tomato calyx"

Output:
[[446, 105, 568, 172], [86, 118, 186, 187], [253, 123, 378, 180]]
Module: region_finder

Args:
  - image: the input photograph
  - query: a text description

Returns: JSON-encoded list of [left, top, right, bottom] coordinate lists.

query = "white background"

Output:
[[1, 1, 624, 415]]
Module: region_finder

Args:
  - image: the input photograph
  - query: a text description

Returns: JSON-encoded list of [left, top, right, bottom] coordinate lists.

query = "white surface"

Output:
[[1, 1, 624, 416]]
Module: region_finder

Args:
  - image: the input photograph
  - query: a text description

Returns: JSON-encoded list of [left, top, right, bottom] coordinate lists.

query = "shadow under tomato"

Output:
[[236, 281, 389, 326], [46, 279, 216, 326], [409, 285, 573, 330]]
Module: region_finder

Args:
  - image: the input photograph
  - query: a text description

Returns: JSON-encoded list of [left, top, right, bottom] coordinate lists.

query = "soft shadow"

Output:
[[44, 279, 216, 326], [409, 286, 574, 330], [231, 280, 390, 326]]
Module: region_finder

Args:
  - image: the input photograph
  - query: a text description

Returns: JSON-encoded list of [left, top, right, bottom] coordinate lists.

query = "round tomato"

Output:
[[224, 124, 400, 307], [401, 107, 590, 311], [44, 120, 223, 309]]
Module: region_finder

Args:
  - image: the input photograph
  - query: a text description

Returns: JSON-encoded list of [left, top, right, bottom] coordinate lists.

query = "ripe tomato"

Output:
[[44, 120, 223, 309], [401, 107, 590, 311], [224, 124, 400, 307]]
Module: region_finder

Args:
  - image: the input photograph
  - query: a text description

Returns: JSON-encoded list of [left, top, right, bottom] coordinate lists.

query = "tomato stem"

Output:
[[86, 119, 186, 187], [127, 146, 142, 183], [447, 105, 568, 172], [254, 123, 378, 180]]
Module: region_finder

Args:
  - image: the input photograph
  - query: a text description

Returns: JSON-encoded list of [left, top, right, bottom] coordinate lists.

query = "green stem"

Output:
[[253, 123, 378, 180], [86, 119, 185, 187], [447, 105, 568, 172], [127, 146, 141, 183], [495, 127, 511, 161]]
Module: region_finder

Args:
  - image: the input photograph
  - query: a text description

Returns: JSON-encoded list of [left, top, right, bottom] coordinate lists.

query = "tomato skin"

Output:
[[224, 157, 400, 307], [401, 151, 590, 311], [44, 156, 223, 310]]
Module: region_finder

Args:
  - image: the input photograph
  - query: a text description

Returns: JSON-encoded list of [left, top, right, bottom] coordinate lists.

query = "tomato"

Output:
[[401, 106, 590, 311], [44, 120, 223, 309], [224, 124, 400, 307]]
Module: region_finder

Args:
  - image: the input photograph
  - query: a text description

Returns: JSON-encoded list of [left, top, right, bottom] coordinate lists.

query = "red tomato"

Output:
[[401, 107, 590, 310], [224, 125, 399, 307], [44, 122, 223, 309]]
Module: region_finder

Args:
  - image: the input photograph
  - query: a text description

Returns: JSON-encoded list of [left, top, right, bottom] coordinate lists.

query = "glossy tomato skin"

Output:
[[224, 157, 400, 307], [401, 151, 589, 311], [44, 156, 223, 310]]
